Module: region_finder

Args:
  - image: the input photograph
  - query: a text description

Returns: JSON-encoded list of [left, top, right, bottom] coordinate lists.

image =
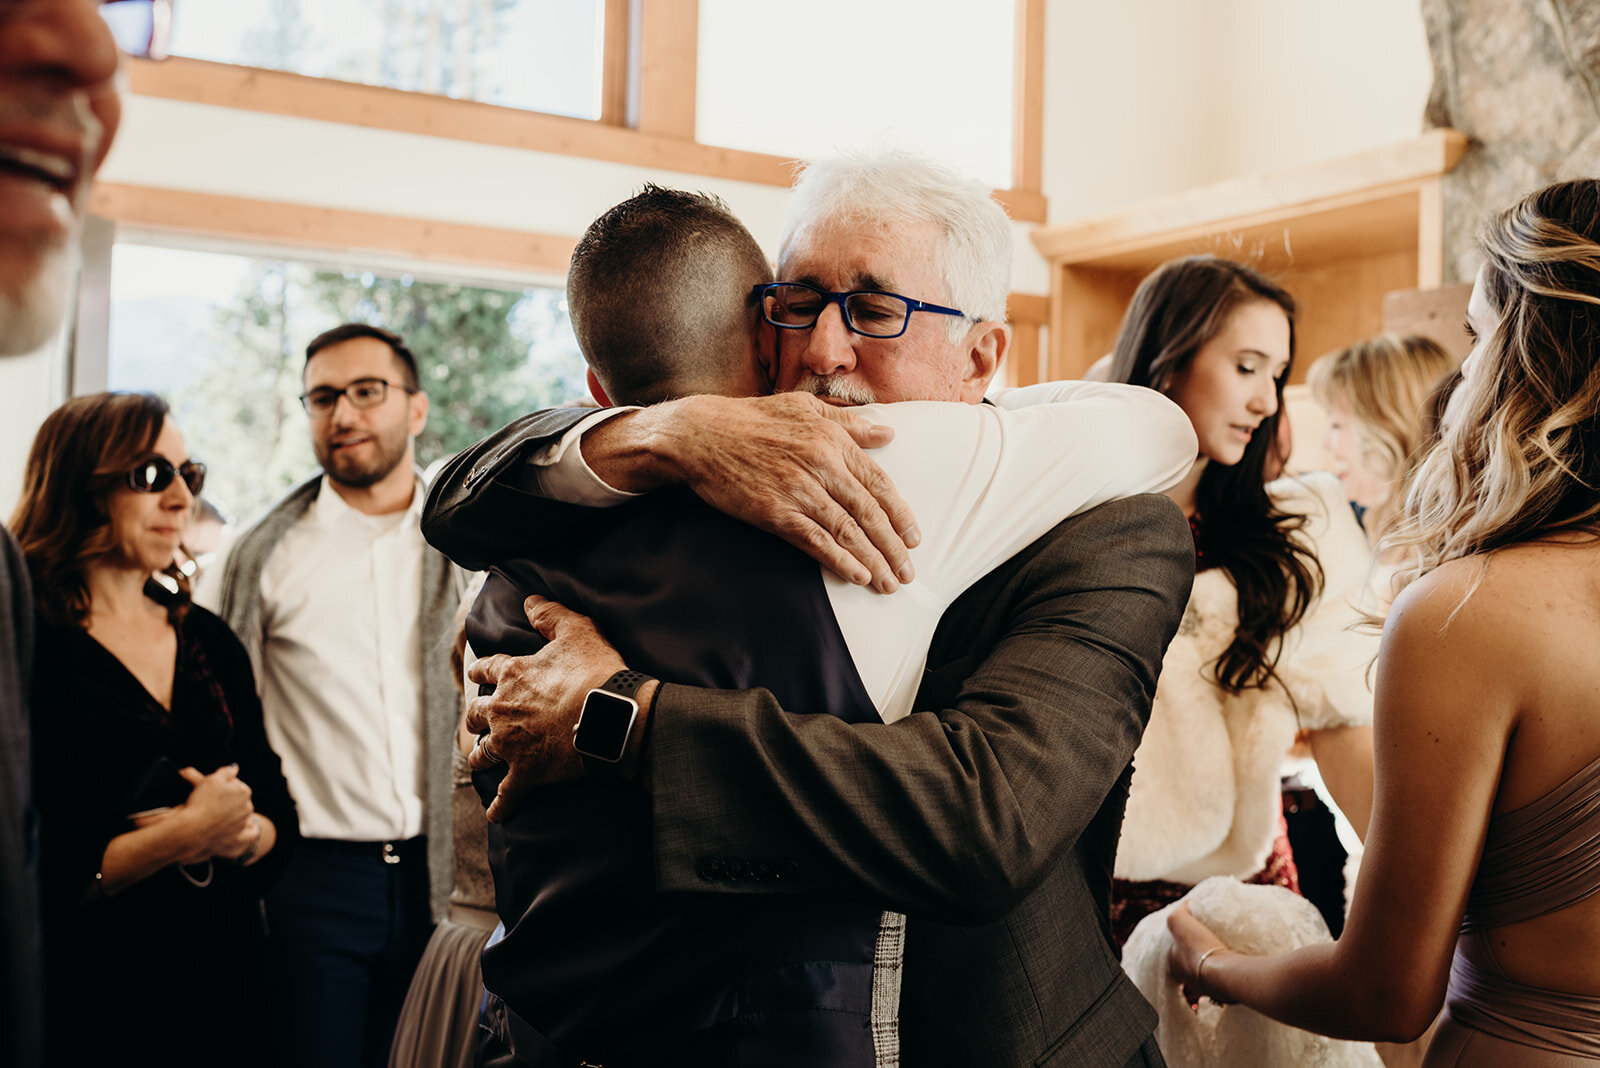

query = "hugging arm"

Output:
[[646, 494, 1194, 922], [422, 396, 918, 589]]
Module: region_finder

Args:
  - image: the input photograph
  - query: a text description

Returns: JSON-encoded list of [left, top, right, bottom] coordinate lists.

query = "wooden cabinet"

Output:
[[1024, 130, 1468, 387]]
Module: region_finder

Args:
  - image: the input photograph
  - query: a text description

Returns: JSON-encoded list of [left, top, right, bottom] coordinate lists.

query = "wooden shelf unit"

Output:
[[1028, 129, 1469, 385]]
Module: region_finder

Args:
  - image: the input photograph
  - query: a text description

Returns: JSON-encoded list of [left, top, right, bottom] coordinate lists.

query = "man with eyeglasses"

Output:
[[0, 3, 155, 1064], [199, 323, 466, 1068], [427, 151, 1195, 1067]]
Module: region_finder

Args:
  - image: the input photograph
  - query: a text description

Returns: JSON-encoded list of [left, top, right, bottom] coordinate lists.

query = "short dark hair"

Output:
[[567, 184, 772, 405], [305, 322, 420, 390]]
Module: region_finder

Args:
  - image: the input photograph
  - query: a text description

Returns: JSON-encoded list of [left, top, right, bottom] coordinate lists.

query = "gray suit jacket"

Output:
[[423, 411, 1194, 1066], [0, 525, 40, 1068]]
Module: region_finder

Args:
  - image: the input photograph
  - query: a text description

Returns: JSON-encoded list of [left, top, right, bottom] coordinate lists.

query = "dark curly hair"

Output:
[[10, 392, 192, 629], [1108, 255, 1323, 694]]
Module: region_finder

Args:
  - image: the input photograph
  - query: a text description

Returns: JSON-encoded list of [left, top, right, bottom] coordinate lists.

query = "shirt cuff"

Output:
[[530, 406, 643, 507]]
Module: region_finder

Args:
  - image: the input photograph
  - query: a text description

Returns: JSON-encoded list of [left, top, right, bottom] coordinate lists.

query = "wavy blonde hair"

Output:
[[1385, 180, 1600, 601], [1307, 333, 1457, 541]]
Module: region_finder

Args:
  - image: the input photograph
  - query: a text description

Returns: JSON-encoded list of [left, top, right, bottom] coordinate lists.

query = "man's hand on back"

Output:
[[582, 393, 922, 593], [466, 596, 653, 821]]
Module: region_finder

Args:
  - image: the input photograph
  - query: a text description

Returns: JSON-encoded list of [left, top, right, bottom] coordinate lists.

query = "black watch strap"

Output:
[[601, 670, 653, 701], [574, 670, 655, 776]]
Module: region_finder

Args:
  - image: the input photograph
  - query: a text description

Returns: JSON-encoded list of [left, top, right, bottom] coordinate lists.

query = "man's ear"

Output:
[[756, 318, 778, 394], [586, 367, 613, 407], [957, 321, 1010, 403], [408, 389, 429, 436]]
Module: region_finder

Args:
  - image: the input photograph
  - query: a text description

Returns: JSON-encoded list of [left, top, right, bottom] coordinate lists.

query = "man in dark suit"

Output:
[[426, 151, 1195, 1067], [0, 5, 127, 1065]]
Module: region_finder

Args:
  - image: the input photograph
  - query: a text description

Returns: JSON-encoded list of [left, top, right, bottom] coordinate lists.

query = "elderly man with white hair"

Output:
[[427, 150, 1196, 1068]]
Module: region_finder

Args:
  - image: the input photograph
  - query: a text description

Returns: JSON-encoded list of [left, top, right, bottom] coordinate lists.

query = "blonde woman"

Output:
[[1169, 178, 1600, 1065], [1308, 334, 1458, 549]]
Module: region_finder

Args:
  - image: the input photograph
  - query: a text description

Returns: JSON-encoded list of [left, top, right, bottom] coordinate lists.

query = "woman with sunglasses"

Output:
[[11, 392, 296, 1067]]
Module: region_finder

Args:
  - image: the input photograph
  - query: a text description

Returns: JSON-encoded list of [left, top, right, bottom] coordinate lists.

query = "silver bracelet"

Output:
[[236, 815, 264, 866], [1196, 946, 1224, 988]]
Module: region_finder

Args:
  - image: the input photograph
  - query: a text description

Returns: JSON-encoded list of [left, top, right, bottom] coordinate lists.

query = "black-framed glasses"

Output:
[[126, 457, 205, 496], [99, 0, 173, 61], [300, 377, 417, 418], [753, 281, 970, 340]]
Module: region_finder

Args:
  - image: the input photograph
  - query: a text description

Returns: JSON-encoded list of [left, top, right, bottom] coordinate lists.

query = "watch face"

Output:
[[574, 690, 638, 763]]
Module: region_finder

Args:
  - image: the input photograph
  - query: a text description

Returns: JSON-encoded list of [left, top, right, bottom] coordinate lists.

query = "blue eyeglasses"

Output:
[[753, 282, 970, 340], [99, 0, 173, 61]]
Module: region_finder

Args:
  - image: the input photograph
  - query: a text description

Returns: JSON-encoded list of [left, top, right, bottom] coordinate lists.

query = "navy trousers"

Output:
[[265, 837, 434, 1068]]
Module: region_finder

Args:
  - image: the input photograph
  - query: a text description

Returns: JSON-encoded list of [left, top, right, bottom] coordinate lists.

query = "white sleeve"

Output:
[[525, 406, 644, 507], [858, 382, 1197, 602]]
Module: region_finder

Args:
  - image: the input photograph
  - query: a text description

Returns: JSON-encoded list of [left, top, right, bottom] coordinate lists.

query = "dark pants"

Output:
[[265, 836, 434, 1068]]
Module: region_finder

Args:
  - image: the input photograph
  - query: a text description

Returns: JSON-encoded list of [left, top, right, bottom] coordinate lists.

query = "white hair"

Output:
[[778, 148, 1013, 336]]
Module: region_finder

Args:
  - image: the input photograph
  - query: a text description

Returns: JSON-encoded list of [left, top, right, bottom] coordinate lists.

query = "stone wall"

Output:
[[1422, 0, 1600, 281]]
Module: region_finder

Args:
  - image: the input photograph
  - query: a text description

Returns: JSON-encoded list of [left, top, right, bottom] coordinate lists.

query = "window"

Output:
[[171, 0, 607, 120], [696, 0, 1018, 190], [107, 243, 586, 525]]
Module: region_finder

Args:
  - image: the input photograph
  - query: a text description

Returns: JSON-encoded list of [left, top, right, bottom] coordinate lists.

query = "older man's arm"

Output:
[[423, 395, 919, 590], [468, 494, 1194, 923]]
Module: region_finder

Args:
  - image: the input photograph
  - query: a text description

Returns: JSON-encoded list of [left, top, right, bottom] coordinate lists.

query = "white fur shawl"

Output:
[[1115, 472, 1379, 883]]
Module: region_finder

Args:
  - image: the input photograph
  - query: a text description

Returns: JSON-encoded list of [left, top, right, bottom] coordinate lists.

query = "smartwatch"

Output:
[[573, 669, 654, 775]]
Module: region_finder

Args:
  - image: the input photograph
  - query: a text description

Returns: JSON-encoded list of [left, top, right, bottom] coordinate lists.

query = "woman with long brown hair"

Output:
[[1104, 255, 1379, 942], [1169, 179, 1600, 1065], [12, 392, 296, 1067]]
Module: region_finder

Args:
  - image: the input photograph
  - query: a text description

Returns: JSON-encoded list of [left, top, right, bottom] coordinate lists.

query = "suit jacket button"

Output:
[[696, 857, 722, 882]]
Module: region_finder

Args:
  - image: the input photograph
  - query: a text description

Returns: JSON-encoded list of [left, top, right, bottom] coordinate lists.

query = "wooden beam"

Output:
[[599, 0, 631, 127], [1011, 0, 1045, 197], [1031, 130, 1468, 264], [632, 0, 698, 139], [1007, 292, 1049, 325], [88, 183, 578, 277], [125, 58, 1049, 224]]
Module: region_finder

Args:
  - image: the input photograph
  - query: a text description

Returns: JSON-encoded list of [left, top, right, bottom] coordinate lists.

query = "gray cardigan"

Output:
[[214, 474, 465, 921]]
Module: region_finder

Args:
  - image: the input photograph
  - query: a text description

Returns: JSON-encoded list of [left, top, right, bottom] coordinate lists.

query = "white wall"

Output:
[[0, 333, 68, 514], [1040, 0, 1434, 223]]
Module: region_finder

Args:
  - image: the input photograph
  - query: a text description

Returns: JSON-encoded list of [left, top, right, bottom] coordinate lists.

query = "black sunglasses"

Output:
[[126, 457, 206, 496]]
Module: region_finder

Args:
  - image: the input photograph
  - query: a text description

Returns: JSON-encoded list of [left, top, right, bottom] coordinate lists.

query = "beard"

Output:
[[790, 373, 878, 406], [0, 243, 71, 357], [314, 427, 412, 489]]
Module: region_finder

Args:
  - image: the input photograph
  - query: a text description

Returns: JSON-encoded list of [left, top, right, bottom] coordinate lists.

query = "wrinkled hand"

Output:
[[1167, 901, 1233, 1008], [466, 596, 627, 822], [632, 393, 921, 592], [174, 765, 255, 865]]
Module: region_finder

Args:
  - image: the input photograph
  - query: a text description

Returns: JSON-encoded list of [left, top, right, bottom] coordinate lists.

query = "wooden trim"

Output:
[[1417, 179, 1445, 288], [1007, 292, 1049, 325], [88, 183, 578, 276], [1012, 0, 1045, 197], [632, 0, 698, 139], [599, 0, 632, 127], [1005, 321, 1043, 389], [128, 58, 795, 187], [1030, 129, 1468, 263], [126, 58, 1048, 224]]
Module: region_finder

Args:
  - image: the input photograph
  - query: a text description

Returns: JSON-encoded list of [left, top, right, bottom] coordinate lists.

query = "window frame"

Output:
[[125, 0, 1047, 221]]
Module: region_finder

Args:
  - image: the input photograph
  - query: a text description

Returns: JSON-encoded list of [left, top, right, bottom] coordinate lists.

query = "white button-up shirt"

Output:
[[253, 477, 427, 842]]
